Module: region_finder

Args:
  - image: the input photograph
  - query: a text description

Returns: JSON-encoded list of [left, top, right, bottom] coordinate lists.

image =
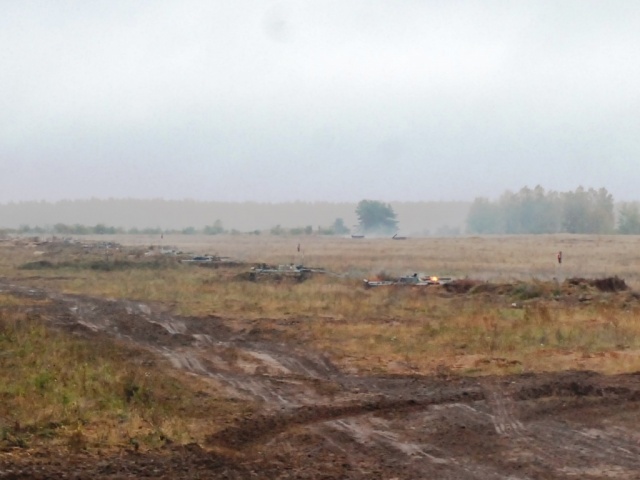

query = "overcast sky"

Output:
[[2, 1, 639, 203]]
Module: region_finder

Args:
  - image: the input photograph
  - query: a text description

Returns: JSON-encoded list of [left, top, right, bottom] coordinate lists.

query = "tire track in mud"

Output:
[[483, 379, 640, 477], [323, 414, 528, 480], [6, 281, 339, 403], [205, 388, 484, 449], [484, 383, 569, 472], [6, 280, 640, 479], [530, 422, 640, 475]]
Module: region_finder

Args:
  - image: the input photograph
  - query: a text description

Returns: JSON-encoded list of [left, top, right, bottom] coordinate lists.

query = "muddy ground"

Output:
[[2, 279, 640, 479]]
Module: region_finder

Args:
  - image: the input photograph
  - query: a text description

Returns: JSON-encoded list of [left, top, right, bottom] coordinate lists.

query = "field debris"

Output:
[[567, 275, 628, 292], [364, 273, 453, 288], [439, 276, 631, 302], [180, 254, 241, 267], [181, 255, 218, 264], [238, 263, 327, 282]]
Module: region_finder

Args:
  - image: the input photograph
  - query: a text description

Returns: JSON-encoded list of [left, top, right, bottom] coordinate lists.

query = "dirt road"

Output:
[[2, 280, 640, 479]]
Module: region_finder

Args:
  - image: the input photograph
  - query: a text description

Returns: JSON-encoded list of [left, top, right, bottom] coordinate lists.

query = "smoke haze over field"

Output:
[[2, 1, 640, 203]]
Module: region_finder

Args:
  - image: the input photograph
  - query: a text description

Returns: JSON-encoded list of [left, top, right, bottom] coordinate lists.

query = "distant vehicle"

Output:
[[181, 255, 214, 264], [181, 255, 235, 265], [251, 264, 325, 275], [363, 273, 453, 288], [244, 264, 326, 282]]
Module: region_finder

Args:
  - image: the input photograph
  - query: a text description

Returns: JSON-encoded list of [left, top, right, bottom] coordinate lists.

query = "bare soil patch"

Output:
[[2, 279, 640, 479]]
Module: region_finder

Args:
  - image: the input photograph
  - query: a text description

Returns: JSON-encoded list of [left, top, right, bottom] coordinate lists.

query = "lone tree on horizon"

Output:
[[355, 200, 398, 234]]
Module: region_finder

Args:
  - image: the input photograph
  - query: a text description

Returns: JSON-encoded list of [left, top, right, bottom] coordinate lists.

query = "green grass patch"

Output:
[[0, 307, 253, 451]]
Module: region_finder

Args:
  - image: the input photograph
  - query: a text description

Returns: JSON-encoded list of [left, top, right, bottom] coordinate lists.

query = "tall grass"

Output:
[[4, 234, 640, 377], [0, 295, 253, 451], [2, 235, 640, 455], [35, 233, 640, 287]]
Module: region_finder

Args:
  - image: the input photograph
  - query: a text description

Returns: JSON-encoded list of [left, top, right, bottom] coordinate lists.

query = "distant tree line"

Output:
[[0, 198, 474, 236], [6, 192, 640, 238], [466, 186, 640, 234], [5, 222, 231, 236], [617, 202, 640, 234], [270, 218, 350, 236], [4, 217, 353, 237]]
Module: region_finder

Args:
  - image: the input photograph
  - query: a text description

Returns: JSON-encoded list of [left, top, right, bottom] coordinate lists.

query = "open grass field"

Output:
[[67, 232, 640, 286], [7, 233, 640, 373], [2, 233, 640, 478]]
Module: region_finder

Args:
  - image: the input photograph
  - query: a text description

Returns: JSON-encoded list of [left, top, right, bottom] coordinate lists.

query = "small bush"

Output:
[[511, 282, 544, 300]]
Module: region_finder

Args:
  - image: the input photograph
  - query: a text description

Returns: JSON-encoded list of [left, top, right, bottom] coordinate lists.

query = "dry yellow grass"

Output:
[[4, 234, 640, 378], [4, 233, 640, 453], [70, 232, 640, 287]]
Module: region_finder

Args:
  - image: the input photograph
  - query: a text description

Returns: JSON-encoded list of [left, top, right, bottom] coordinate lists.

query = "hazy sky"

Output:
[[2, 1, 639, 203]]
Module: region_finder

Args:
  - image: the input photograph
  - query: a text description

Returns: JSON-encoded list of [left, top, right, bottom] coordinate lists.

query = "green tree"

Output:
[[270, 225, 285, 236], [53, 223, 72, 235], [562, 187, 614, 234], [500, 186, 562, 234], [466, 185, 615, 235], [332, 218, 350, 235], [71, 224, 90, 235], [617, 202, 640, 234], [466, 197, 504, 234], [94, 224, 116, 234], [203, 219, 224, 235], [355, 200, 398, 234], [562, 187, 590, 233], [589, 187, 615, 233]]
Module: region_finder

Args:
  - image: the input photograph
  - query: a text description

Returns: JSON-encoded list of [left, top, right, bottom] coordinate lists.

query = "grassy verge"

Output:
[[0, 294, 253, 452], [303, 295, 640, 375], [8, 261, 640, 375]]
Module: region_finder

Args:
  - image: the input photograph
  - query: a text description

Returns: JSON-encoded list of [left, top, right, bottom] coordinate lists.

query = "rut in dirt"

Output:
[[5, 280, 640, 479]]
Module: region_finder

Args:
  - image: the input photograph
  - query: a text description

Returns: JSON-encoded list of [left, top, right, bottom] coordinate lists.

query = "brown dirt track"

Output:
[[3, 280, 640, 479]]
